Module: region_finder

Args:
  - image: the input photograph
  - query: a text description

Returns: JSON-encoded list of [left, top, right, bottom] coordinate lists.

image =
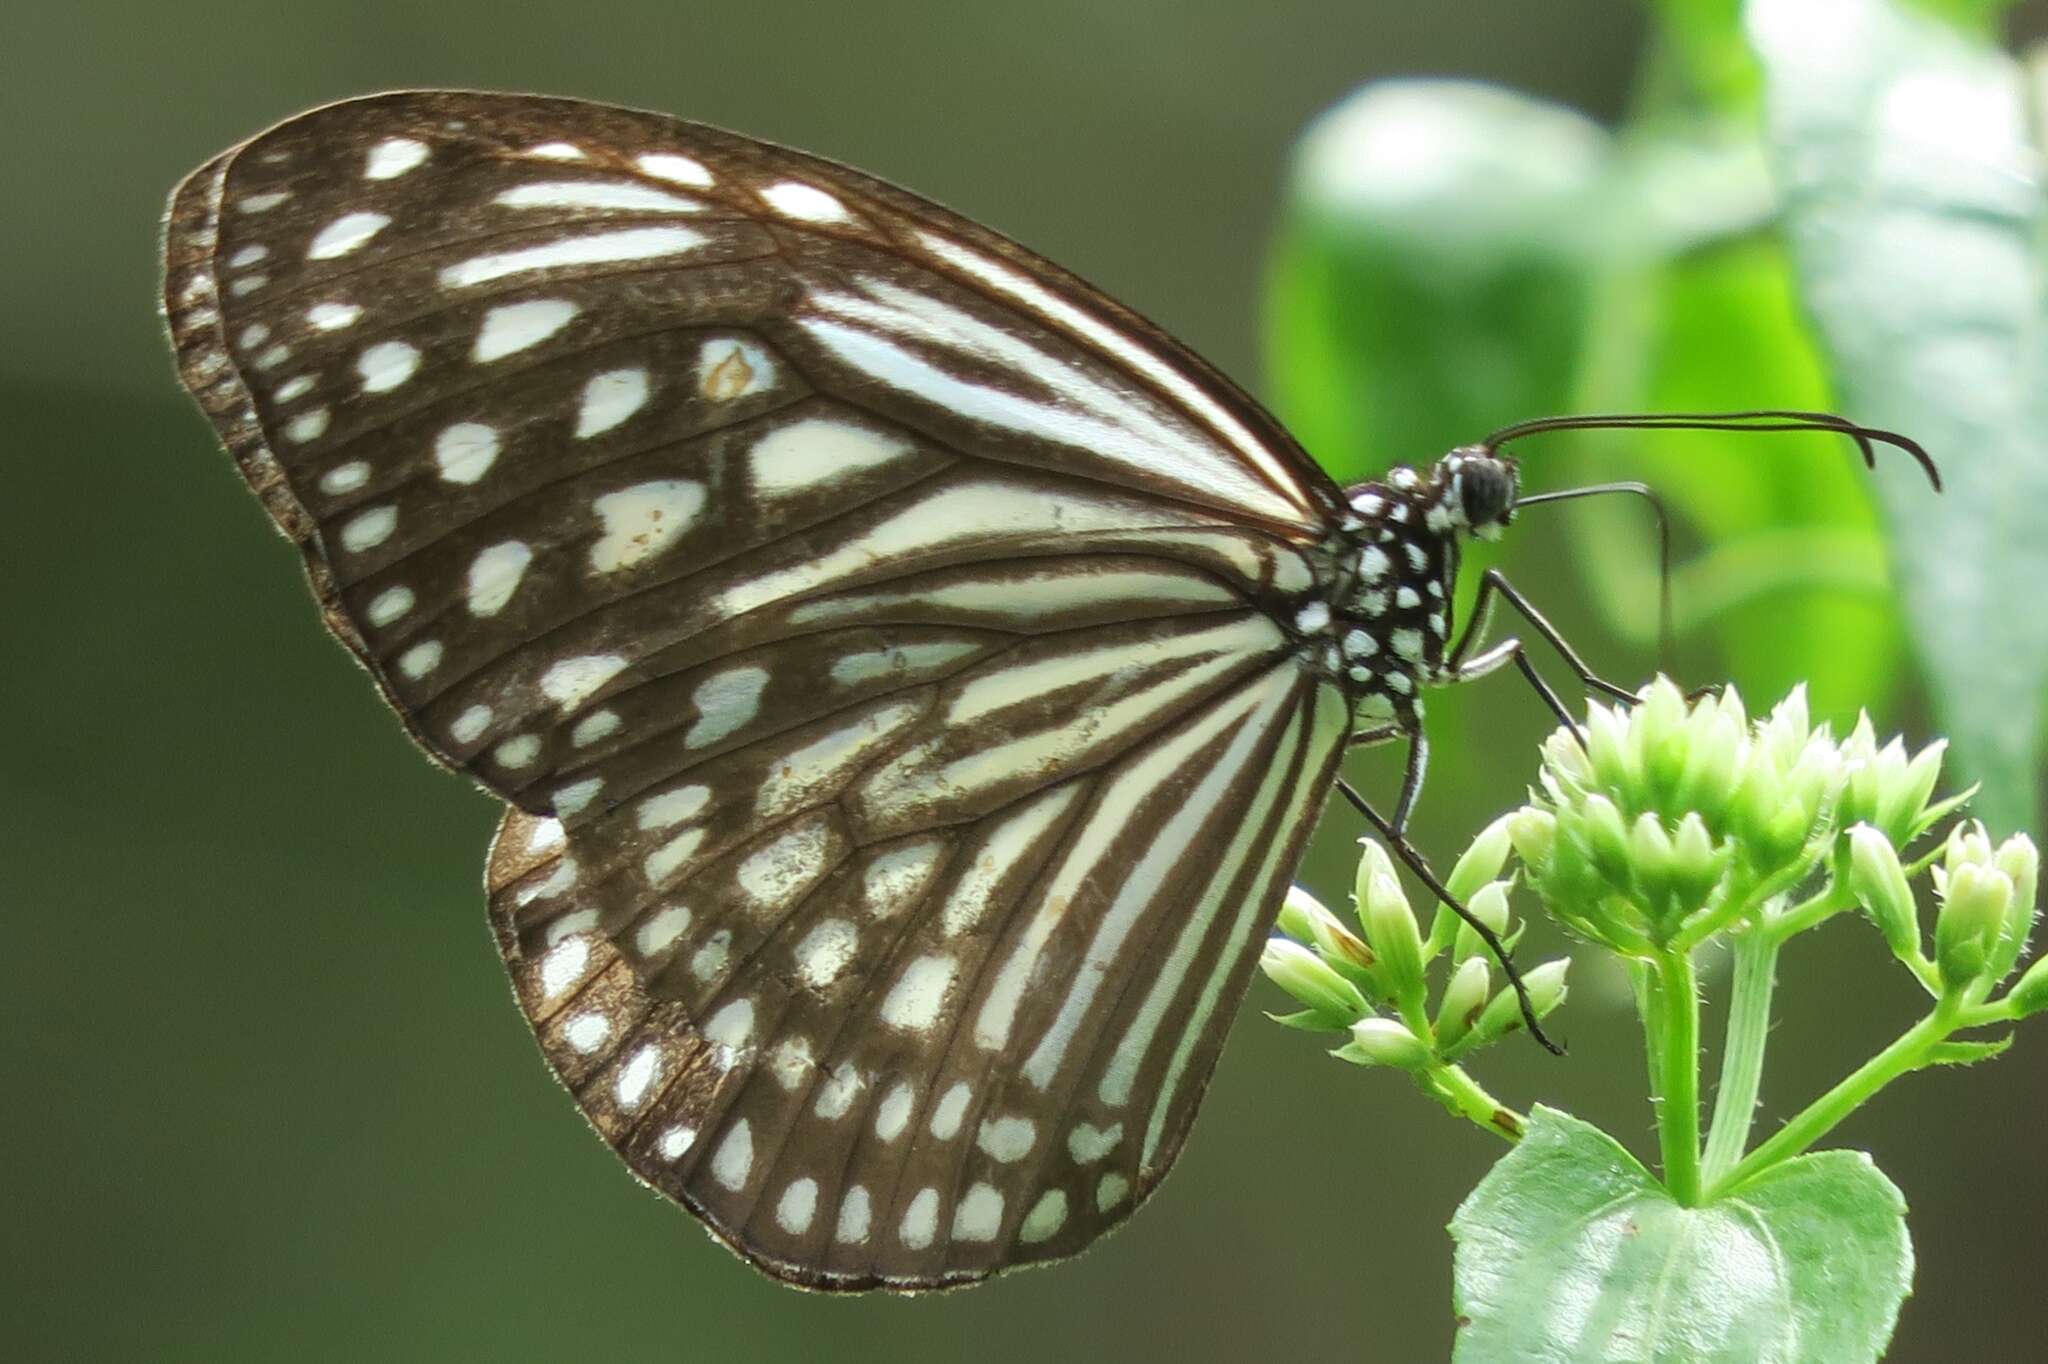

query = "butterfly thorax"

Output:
[[1306, 447, 1519, 734]]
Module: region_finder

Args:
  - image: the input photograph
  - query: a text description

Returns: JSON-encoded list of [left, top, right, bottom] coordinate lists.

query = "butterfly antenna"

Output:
[[1481, 409, 1941, 492]]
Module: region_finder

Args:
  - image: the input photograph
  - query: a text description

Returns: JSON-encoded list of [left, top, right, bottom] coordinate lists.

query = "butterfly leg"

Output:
[[1335, 753, 1564, 1056], [1450, 569, 1639, 707]]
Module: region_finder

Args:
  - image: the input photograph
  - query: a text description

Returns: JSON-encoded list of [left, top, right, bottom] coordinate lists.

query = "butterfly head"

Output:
[[1437, 446, 1520, 542]]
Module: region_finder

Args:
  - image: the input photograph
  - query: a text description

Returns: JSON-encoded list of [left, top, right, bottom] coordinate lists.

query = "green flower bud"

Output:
[[1445, 815, 1516, 905], [1356, 843, 1426, 1003], [1466, 958, 1571, 1049], [1273, 884, 1329, 945], [1260, 937, 1368, 1022], [1507, 808, 1557, 872], [1337, 1017, 1433, 1071], [1848, 824, 1920, 960], [1670, 812, 1726, 905], [2006, 953, 2048, 1017], [1578, 793, 1634, 887], [1435, 956, 1490, 1050], [1878, 739, 1948, 845], [1452, 881, 1513, 963], [1991, 833, 2040, 980], [1308, 909, 1379, 978], [1935, 861, 2012, 991], [1583, 700, 1635, 793]]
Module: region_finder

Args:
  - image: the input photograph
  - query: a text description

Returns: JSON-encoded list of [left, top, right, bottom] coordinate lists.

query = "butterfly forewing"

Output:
[[162, 90, 1354, 1289]]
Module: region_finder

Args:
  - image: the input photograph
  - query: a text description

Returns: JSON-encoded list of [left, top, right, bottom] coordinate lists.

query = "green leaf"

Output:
[[1263, 1007, 1346, 1033], [1451, 1107, 1912, 1364], [1748, 0, 2048, 832], [1264, 79, 1611, 482]]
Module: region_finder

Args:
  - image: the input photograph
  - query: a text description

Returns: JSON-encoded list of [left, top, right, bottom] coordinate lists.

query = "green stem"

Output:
[[1654, 947, 1703, 1204], [1701, 923, 1779, 1183], [1422, 1063, 1527, 1143], [1709, 998, 1962, 1199]]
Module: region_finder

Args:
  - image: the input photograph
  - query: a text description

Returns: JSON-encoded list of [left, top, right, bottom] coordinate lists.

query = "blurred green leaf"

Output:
[[1748, 0, 2048, 832], [1565, 231, 1906, 719], [1451, 1107, 1912, 1364], [1264, 79, 1611, 480]]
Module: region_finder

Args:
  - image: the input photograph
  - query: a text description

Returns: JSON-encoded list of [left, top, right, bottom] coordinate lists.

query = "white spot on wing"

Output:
[[283, 409, 330, 444], [364, 137, 429, 180], [319, 461, 369, 495], [473, 299, 578, 361], [450, 704, 491, 744], [634, 903, 692, 957], [880, 955, 956, 1032], [574, 367, 650, 438], [761, 180, 852, 223], [711, 1119, 753, 1190], [397, 640, 442, 679], [433, 423, 501, 484], [951, 1183, 1003, 1242], [1019, 1189, 1067, 1243], [589, 480, 702, 572], [494, 734, 541, 768], [366, 585, 413, 626], [306, 301, 362, 331], [899, 1188, 939, 1249], [564, 1012, 610, 1053], [793, 918, 858, 989], [776, 1178, 819, 1235], [703, 997, 754, 1051], [340, 505, 396, 552], [615, 1044, 660, 1109], [696, 338, 777, 401], [466, 541, 534, 617], [307, 211, 391, 260], [929, 1081, 970, 1139], [685, 666, 767, 748], [356, 340, 420, 393], [874, 1082, 914, 1142], [636, 784, 709, 831], [541, 654, 627, 710], [638, 152, 713, 186], [977, 1116, 1037, 1163], [836, 1185, 871, 1242]]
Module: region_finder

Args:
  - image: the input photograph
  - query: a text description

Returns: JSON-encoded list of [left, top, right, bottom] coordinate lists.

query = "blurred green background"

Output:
[[8, 1, 2048, 1360]]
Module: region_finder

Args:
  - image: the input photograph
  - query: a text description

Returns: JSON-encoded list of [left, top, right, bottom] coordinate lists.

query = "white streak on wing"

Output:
[[804, 280, 1307, 527], [1098, 707, 1306, 1108], [829, 641, 979, 689], [790, 563, 1239, 627], [915, 229, 1316, 525], [1141, 686, 1348, 1171], [948, 617, 1270, 725], [797, 313, 1301, 528], [870, 617, 1280, 821], [709, 479, 1206, 622], [973, 667, 1281, 1054], [940, 784, 1081, 937], [440, 226, 709, 287], [494, 181, 706, 213], [753, 701, 923, 818], [748, 417, 915, 499], [1020, 666, 1298, 1089]]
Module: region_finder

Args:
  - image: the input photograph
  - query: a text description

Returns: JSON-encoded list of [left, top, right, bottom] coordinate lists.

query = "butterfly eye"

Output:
[[1458, 455, 1518, 530]]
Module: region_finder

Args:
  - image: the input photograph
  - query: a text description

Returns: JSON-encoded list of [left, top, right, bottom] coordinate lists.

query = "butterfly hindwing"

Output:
[[162, 89, 1356, 1289]]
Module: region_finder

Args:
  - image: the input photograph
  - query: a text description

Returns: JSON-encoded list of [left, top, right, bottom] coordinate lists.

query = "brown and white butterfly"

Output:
[[156, 89, 1623, 1291]]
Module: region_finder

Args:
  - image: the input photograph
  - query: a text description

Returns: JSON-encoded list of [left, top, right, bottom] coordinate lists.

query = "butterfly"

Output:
[[159, 89, 1934, 1292]]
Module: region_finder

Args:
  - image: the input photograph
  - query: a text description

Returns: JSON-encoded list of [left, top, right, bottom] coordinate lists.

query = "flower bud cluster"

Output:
[[1510, 678, 1960, 954], [1261, 836, 1568, 1071]]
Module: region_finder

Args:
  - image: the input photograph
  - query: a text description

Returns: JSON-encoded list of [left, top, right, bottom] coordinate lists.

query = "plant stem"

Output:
[[1701, 922, 1779, 1183], [1421, 1063, 1527, 1143], [1653, 947, 1703, 1204], [1709, 998, 1961, 1199]]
